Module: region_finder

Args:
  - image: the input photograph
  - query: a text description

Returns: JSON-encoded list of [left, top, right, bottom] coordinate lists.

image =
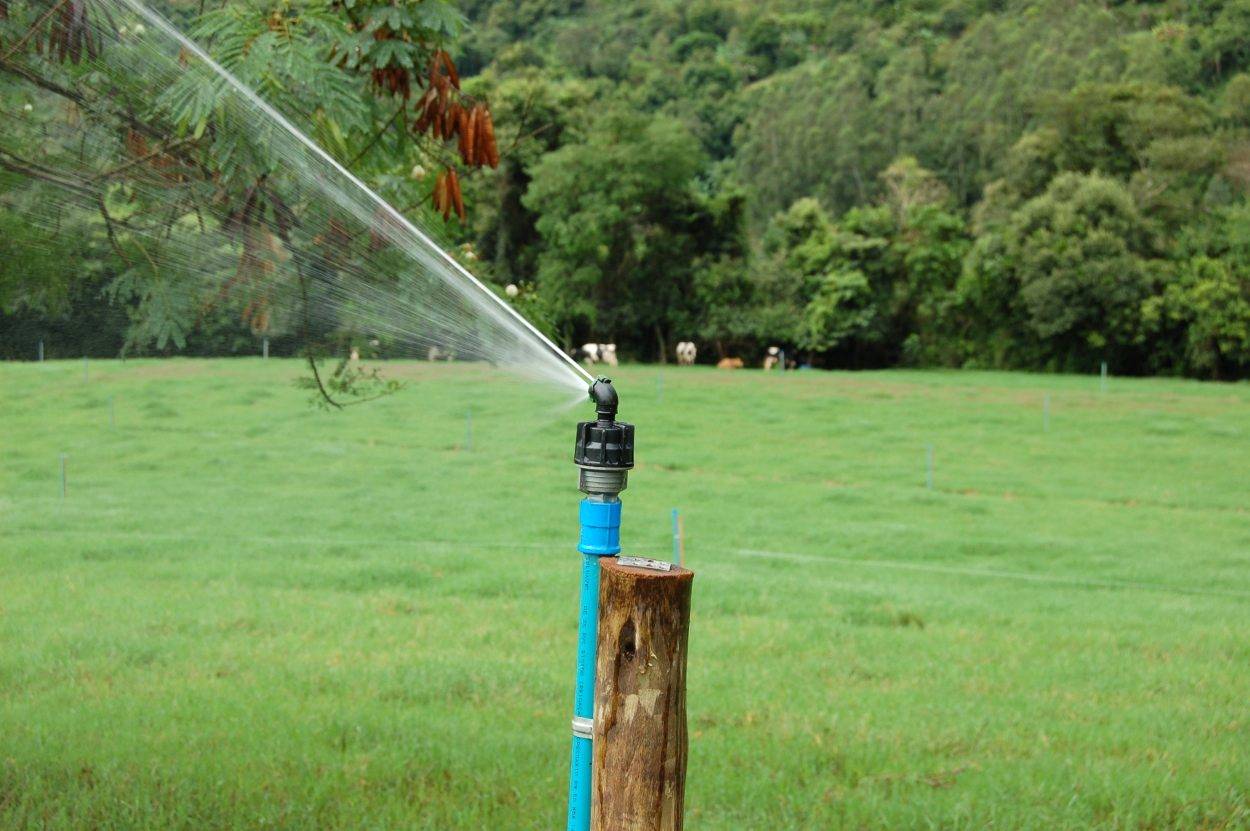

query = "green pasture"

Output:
[[2, 359, 1249, 829]]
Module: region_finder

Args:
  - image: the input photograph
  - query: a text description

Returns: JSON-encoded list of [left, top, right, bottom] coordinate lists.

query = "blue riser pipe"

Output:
[[567, 497, 621, 831], [566, 551, 599, 830]]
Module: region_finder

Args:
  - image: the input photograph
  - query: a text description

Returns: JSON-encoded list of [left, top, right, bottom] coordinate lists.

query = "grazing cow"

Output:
[[675, 341, 697, 366], [717, 357, 744, 369], [763, 345, 781, 370], [579, 343, 618, 367], [427, 346, 455, 362]]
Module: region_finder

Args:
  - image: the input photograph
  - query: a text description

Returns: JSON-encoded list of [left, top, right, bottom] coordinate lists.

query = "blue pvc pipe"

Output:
[[568, 497, 621, 831]]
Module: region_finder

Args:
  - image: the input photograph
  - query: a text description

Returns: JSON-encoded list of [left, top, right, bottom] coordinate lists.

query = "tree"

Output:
[[760, 160, 969, 368], [960, 173, 1158, 371], [1142, 256, 1250, 378], [879, 156, 951, 222], [523, 108, 725, 359], [734, 56, 885, 226], [0, 0, 498, 404], [919, 2, 1128, 203], [0, 0, 497, 357], [458, 70, 599, 288], [1042, 83, 1222, 223]]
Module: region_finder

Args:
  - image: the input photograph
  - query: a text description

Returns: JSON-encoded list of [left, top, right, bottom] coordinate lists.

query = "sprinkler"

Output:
[[567, 377, 634, 831]]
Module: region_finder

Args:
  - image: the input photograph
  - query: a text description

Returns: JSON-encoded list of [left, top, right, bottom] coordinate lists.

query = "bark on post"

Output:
[[591, 558, 694, 831]]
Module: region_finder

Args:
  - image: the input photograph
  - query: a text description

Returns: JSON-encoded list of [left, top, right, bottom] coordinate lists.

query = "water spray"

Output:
[[567, 377, 633, 830], [4, 0, 592, 395], [119, 0, 592, 391]]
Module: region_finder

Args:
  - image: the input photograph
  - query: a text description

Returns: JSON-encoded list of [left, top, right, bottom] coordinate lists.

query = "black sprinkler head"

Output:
[[574, 377, 634, 470], [588, 376, 619, 422]]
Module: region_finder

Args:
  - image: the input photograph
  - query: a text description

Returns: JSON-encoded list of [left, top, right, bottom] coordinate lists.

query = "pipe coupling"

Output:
[[578, 466, 628, 496]]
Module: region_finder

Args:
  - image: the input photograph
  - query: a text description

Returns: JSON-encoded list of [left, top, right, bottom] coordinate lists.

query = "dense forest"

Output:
[[4, 0, 1250, 379]]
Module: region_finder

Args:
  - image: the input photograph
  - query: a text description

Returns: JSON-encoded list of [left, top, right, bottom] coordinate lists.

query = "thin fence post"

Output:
[[1100, 361, 1108, 393], [591, 559, 693, 831], [262, 337, 269, 360], [671, 508, 685, 567], [38, 340, 44, 362]]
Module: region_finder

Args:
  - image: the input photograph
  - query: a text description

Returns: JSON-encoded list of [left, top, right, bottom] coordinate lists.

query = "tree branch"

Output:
[[87, 136, 199, 182], [96, 193, 131, 264], [0, 56, 193, 157], [347, 100, 406, 169], [304, 352, 344, 409], [0, 145, 97, 198], [0, 0, 68, 62]]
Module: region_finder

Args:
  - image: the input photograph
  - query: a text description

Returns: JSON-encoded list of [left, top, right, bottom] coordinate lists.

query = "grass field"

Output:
[[2, 358, 1249, 829]]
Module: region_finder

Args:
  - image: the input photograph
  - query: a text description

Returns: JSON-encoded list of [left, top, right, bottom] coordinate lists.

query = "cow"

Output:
[[717, 357, 744, 369], [427, 346, 456, 362], [763, 346, 781, 371], [579, 343, 618, 367], [675, 341, 697, 366]]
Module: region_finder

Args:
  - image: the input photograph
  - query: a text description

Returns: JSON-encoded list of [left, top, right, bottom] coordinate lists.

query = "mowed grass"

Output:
[[2, 358, 1249, 830]]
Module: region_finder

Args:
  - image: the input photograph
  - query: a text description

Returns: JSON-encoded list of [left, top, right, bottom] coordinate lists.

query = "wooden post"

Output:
[[591, 558, 694, 831]]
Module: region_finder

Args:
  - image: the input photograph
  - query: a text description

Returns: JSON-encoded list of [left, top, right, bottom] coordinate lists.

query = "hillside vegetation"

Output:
[[4, 1, 1250, 379], [452, 0, 1250, 377]]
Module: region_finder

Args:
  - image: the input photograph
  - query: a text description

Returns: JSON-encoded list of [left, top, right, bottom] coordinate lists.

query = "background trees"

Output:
[[5, 0, 1250, 380], [522, 110, 712, 360], [962, 173, 1160, 372]]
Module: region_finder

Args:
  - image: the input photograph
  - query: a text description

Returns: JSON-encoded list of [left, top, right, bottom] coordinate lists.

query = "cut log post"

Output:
[[591, 558, 694, 831]]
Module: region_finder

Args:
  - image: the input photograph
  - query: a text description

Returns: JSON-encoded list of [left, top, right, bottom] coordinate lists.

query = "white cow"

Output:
[[580, 343, 618, 367], [427, 346, 455, 362], [763, 345, 781, 370], [675, 341, 697, 366]]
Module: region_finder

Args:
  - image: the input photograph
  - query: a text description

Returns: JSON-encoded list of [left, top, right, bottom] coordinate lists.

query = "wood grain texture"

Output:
[[591, 559, 694, 831]]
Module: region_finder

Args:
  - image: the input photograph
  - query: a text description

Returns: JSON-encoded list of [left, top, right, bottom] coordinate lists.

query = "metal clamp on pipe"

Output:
[[571, 716, 594, 741]]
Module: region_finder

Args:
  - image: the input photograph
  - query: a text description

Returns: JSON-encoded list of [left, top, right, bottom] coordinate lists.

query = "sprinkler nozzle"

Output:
[[588, 376, 619, 422], [574, 377, 634, 483]]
